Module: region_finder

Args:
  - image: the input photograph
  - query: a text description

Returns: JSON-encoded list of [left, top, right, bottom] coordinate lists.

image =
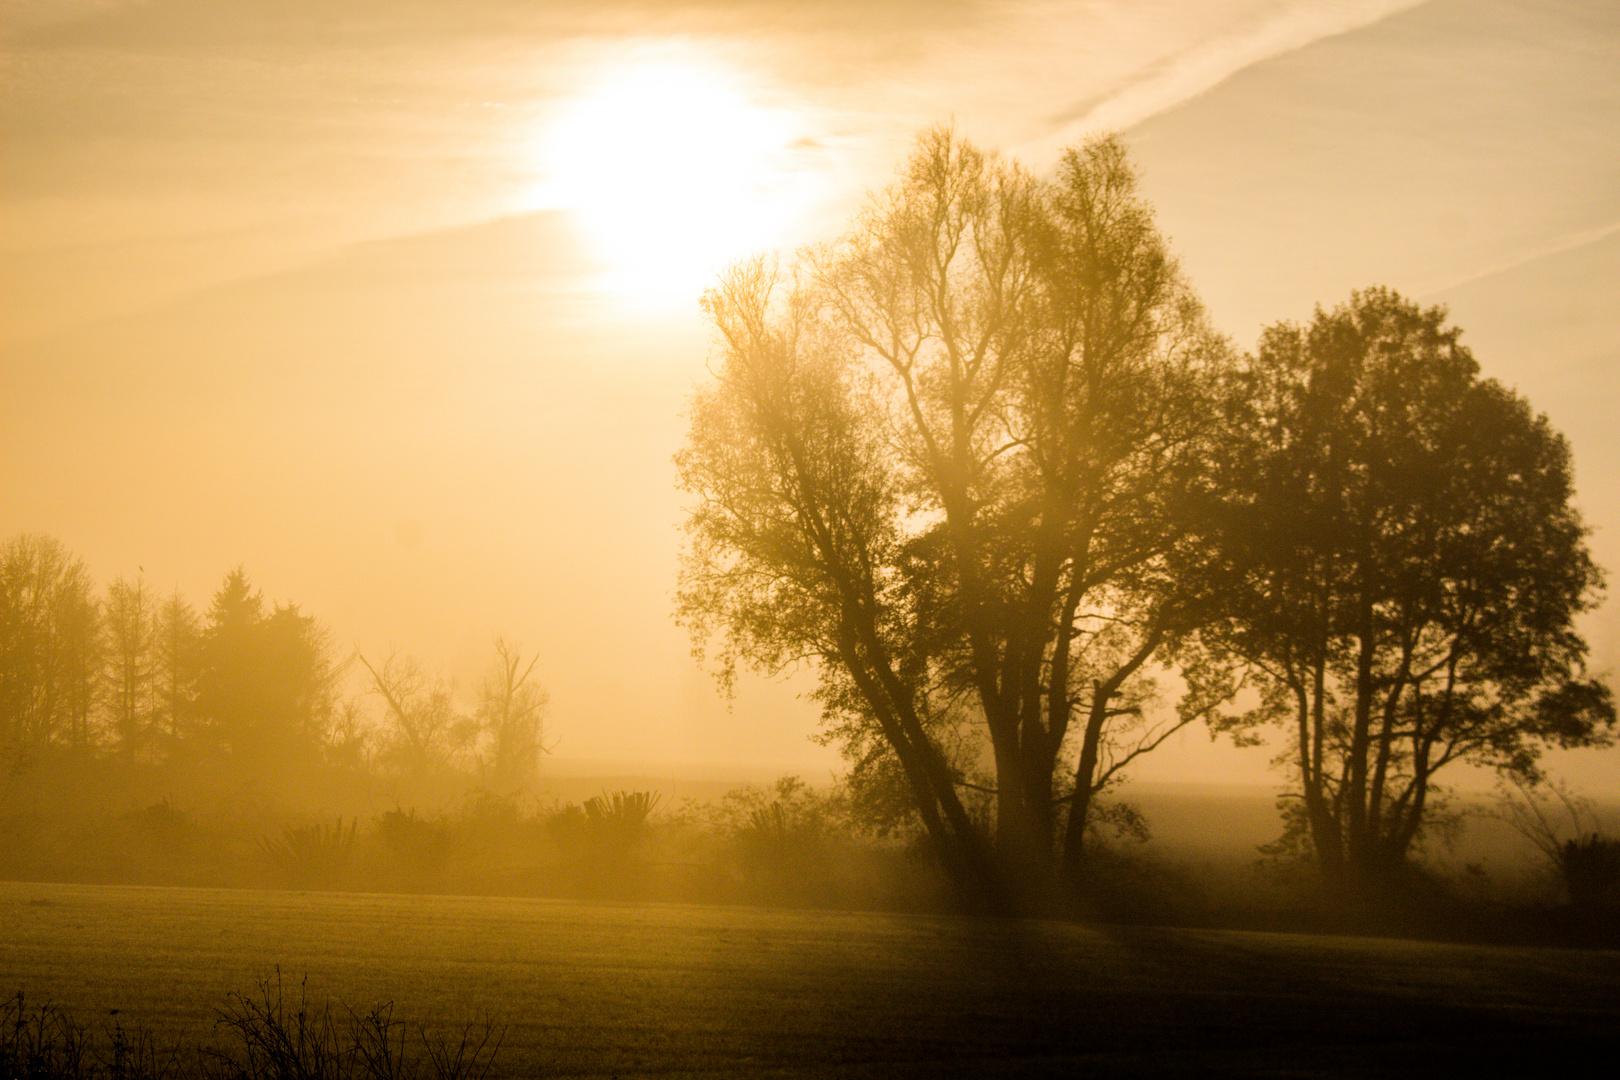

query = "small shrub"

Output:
[[0, 992, 185, 1080], [214, 971, 352, 1080], [543, 792, 660, 896], [258, 819, 356, 890], [549, 791, 659, 856], [716, 778, 857, 905], [1494, 780, 1620, 907], [127, 800, 192, 856], [581, 791, 659, 854]]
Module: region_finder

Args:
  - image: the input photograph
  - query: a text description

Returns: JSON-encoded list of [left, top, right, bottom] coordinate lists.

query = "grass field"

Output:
[[4, 881, 1617, 1078]]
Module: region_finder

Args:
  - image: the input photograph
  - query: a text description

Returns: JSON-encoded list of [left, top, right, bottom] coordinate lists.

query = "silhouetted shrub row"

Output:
[[5, 766, 1616, 943]]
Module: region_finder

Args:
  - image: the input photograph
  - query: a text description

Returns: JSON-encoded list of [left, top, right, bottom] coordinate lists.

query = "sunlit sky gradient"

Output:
[[4, 0, 1617, 790]]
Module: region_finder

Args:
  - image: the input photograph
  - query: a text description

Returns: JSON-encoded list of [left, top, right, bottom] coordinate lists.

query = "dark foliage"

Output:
[[1200, 287, 1613, 888], [1559, 833, 1620, 909]]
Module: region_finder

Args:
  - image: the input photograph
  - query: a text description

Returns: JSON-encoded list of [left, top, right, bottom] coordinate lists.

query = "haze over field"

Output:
[[4, 0, 1617, 791]]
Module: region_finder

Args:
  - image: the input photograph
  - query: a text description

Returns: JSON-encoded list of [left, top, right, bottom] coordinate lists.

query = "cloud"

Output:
[[1422, 219, 1620, 297], [1028, 0, 1423, 152], [2, 1, 978, 53]]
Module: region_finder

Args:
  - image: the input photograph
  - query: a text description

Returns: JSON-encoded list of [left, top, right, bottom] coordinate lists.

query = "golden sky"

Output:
[[3, 0, 1617, 788]]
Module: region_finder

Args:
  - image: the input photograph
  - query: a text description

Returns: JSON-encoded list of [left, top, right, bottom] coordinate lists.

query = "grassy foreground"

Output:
[[3, 881, 1617, 1078]]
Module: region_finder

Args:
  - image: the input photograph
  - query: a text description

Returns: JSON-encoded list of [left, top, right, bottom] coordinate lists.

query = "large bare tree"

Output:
[[476, 636, 549, 792], [358, 649, 475, 773]]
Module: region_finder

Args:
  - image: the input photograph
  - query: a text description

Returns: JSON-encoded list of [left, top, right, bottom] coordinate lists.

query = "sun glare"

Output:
[[539, 53, 816, 308]]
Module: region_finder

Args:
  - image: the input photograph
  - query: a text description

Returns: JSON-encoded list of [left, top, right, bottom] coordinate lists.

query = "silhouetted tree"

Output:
[[153, 587, 203, 756], [103, 574, 158, 758], [475, 636, 548, 792], [358, 649, 476, 773], [322, 697, 372, 771], [196, 568, 337, 771], [0, 535, 101, 769], [1201, 288, 1614, 888], [195, 568, 264, 759], [677, 129, 1236, 897]]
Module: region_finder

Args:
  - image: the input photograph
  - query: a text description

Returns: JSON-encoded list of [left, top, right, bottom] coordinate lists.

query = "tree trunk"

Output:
[[1305, 656, 1345, 880], [1344, 614, 1377, 877]]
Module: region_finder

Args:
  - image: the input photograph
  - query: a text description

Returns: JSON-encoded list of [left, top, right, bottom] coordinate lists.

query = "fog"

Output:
[[5, 2, 1616, 800], [8, 10, 1620, 1077]]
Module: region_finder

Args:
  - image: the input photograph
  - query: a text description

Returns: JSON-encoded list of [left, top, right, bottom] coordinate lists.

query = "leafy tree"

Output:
[[0, 534, 101, 768], [677, 129, 1235, 896], [196, 568, 337, 771], [1201, 287, 1614, 887]]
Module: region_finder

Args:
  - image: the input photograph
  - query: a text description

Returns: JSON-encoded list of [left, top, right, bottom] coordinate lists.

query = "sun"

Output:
[[539, 52, 815, 308]]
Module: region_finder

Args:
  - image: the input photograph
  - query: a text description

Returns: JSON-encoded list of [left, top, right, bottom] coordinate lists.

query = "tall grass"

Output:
[[0, 973, 504, 1080]]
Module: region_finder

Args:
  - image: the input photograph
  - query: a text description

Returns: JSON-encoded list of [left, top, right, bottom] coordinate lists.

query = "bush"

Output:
[[581, 791, 658, 856], [216, 971, 502, 1080], [1, 992, 91, 1080], [1494, 780, 1620, 907], [543, 791, 661, 897], [728, 780, 836, 901], [258, 819, 356, 890]]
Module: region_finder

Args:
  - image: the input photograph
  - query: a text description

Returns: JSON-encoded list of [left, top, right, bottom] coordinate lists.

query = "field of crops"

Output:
[[4, 880, 1617, 1078]]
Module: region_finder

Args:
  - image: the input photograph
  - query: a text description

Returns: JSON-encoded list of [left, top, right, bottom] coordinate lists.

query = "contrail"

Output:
[[1022, 0, 1424, 158]]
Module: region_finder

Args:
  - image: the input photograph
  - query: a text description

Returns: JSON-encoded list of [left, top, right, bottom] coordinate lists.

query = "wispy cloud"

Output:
[[1421, 218, 1620, 298], [1023, 0, 1423, 155]]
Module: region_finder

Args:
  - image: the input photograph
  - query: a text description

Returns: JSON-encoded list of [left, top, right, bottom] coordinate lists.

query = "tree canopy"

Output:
[[679, 131, 1613, 901], [1200, 287, 1614, 884], [677, 128, 1237, 897], [195, 567, 338, 771]]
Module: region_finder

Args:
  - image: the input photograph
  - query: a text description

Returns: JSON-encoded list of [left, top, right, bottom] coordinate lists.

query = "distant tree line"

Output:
[[0, 536, 545, 791], [676, 126, 1615, 903]]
